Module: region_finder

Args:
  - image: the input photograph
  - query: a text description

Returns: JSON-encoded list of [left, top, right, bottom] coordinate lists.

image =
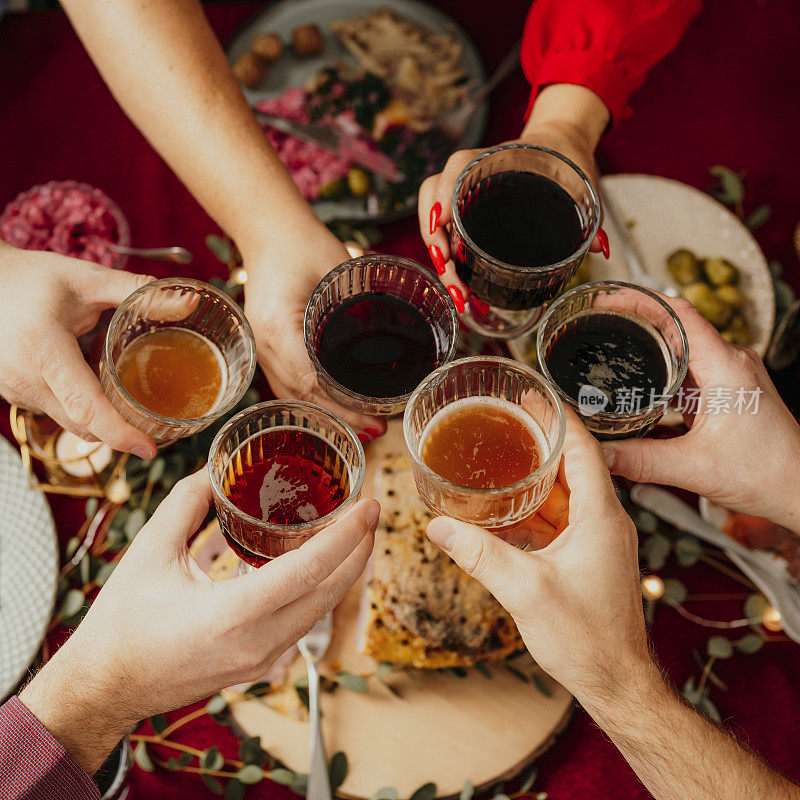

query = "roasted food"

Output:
[[361, 451, 523, 668], [703, 256, 739, 286], [292, 23, 325, 57], [666, 248, 701, 285], [252, 32, 284, 62], [682, 282, 732, 328], [233, 51, 267, 88], [721, 313, 751, 345]]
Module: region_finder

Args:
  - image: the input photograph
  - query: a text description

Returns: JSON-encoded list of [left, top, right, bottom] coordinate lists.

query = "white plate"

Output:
[[0, 436, 58, 700], [226, 0, 487, 223], [509, 173, 776, 365]]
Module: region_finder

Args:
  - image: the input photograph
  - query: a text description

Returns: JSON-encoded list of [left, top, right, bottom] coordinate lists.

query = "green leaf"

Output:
[[336, 671, 368, 692], [295, 686, 310, 710], [269, 768, 297, 786], [744, 594, 770, 622], [710, 165, 744, 205], [178, 752, 193, 767], [736, 633, 764, 654], [745, 204, 771, 230], [150, 714, 167, 734], [85, 497, 99, 518], [166, 757, 179, 771], [206, 234, 234, 264], [124, 508, 147, 541], [674, 536, 702, 567], [504, 664, 529, 684], [329, 751, 348, 790], [65, 536, 81, 559], [642, 535, 671, 571], [536, 793, 548, 800], [374, 662, 394, 679], [237, 764, 264, 785], [59, 588, 85, 621], [707, 635, 734, 659], [532, 673, 552, 698], [134, 742, 154, 772], [770, 260, 783, 278], [201, 746, 224, 772], [373, 787, 399, 800], [475, 662, 492, 679], [519, 765, 538, 793], [682, 677, 702, 706], [289, 773, 309, 796], [206, 695, 228, 715], [239, 736, 264, 766], [459, 779, 474, 800], [203, 774, 224, 795], [225, 780, 246, 800], [699, 694, 721, 722], [493, 794, 511, 800], [94, 561, 116, 587], [661, 578, 688, 607], [634, 510, 658, 534], [147, 458, 166, 484], [409, 782, 437, 800], [79, 553, 91, 585]]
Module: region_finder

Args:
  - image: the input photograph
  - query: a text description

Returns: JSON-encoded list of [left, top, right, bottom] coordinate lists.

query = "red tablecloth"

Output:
[[1, 2, 799, 799]]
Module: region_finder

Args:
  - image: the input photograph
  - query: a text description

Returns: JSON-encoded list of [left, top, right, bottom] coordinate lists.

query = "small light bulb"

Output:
[[641, 575, 665, 601], [762, 605, 782, 632], [106, 478, 132, 505], [344, 240, 365, 259], [232, 267, 248, 284]]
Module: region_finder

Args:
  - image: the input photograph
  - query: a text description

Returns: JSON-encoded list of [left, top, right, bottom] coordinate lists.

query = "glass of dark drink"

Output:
[[403, 356, 565, 546], [536, 281, 689, 440], [450, 143, 601, 340], [304, 254, 459, 415], [208, 401, 366, 567], [101, 278, 257, 445]]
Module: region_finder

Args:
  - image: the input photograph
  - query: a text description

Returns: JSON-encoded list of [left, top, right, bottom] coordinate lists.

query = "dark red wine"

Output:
[[222, 427, 350, 565], [454, 171, 585, 309], [544, 311, 670, 413], [315, 292, 441, 397]]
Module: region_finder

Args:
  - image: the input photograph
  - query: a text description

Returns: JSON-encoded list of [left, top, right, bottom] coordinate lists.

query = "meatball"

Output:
[[233, 51, 267, 88], [252, 32, 284, 62], [292, 24, 325, 57]]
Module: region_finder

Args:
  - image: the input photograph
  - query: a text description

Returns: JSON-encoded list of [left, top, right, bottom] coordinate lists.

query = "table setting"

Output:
[[1, 1, 800, 799]]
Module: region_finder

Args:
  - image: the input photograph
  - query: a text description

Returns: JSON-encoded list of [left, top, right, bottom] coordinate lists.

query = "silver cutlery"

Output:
[[106, 243, 194, 264]]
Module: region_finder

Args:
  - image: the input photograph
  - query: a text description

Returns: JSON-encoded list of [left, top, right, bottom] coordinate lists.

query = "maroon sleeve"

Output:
[[520, 0, 702, 123], [0, 696, 100, 800]]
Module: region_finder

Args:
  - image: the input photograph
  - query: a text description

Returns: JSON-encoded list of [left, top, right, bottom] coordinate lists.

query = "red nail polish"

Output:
[[598, 228, 610, 260], [447, 285, 465, 314], [429, 202, 442, 235], [365, 427, 381, 437], [357, 433, 371, 444], [468, 292, 490, 316], [429, 244, 446, 276]]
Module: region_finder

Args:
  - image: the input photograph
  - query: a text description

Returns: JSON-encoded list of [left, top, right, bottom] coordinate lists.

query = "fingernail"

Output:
[[357, 433, 371, 445], [426, 517, 455, 552], [365, 427, 381, 438], [363, 499, 381, 529], [133, 445, 156, 460], [597, 228, 610, 260], [468, 292, 490, 316], [447, 284, 465, 314], [429, 244, 446, 275], [602, 446, 616, 469], [429, 202, 442, 234]]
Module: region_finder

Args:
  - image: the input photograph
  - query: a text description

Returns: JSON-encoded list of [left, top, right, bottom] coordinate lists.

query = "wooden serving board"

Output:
[[227, 421, 573, 799]]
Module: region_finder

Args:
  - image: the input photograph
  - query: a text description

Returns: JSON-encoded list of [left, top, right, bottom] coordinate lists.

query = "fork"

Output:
[[297, 613, 333, 800]]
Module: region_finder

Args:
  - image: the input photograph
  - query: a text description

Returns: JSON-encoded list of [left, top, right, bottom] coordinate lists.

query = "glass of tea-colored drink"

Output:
[[304, 254, 459, 416], [449, 143, 601, 340], [208, 401, 366, 566], [100, 277, 257, 445], [536, 281, 689, 440], [403, 356, 565, 546]]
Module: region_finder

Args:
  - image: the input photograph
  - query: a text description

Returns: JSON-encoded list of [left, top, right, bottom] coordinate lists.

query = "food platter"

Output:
[[508, 173, 776, 366], [226, 0, 488, 223]]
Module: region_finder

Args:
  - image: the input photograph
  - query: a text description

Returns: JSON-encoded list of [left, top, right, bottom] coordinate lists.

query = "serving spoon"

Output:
[[630, 483, 800, 643]]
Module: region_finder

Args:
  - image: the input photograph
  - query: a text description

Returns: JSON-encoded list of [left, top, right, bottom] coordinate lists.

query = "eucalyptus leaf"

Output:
[[147, 458, 166, 484], [94, 561, 116, 587], [85, 497, 99, 518], [699, 694, 722, 722], [373, 787, 399, 800], [634, 510, 658, 534], [707, 635, 734, 659], [735, 633, 764, 654], [493, 794, 510, 800], [409, 782, 437, 800], [374, 662, 393, 679], [329, 751, 348, 790], [134, 742, 154, 772], [237, 764, 264, 785], [675, 536, 702, 567], [682, 677, 703, 706], [79, 553, 91, 585], [59, 588, 85, 621], [532, 673, 552, 698], [536, 793, 548, 799], [744, 593, 770, 622], [661, 578, 688, 607], [642, 535, 671, 571], [203, 774, 224, 795], [295, 686, 310, 710], [770, 260, 783, 278], [239, 736, 264, 766], [459, 779, 474, 800], [206, 234, 234, 264], [269, 768, 297, 786], [745, 204, 771, 230], [710, 165, 744, 205], [289, 773, 309, 796], [166, 757, 179, 772], [150, 714, 167, 734], [336, 671, 368, 692], [225, 780, 245, 800], [206, 695, 228, 715], [519, 765, 538, 793], [124, 508, 147, 541], [201, 746, 225, 772], [178, 752, 193, 767], [65, 537, 81, 559]]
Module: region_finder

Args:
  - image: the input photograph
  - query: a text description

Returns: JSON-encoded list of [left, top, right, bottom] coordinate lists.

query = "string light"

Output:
[[641, 575, 665, 601], [231, 267, 248, 285], [762, 605, 782, 632]]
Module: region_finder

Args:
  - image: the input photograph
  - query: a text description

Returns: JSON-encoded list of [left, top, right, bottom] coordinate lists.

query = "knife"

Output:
[[254, 111, 405, 184]]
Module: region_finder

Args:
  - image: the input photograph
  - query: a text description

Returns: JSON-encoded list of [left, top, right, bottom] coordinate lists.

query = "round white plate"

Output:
[[0, 436, 58, 700], [226, 0, 487, 223], [509, 173, 776, 365]]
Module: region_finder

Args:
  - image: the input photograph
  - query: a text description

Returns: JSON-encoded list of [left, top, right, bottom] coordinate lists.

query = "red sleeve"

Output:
[[520, 0, 702, 123], [0, 696, 100, 800]]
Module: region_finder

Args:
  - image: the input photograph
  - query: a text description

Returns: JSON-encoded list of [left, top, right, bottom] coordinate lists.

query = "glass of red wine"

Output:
[[208, 401, 366, 567], [536, 281, 689, 439], [450, 143, 601, 340], [403, 356, 565, 547]]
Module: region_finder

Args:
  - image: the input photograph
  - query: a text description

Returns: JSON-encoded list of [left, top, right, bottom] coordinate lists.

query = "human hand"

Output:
[[20, 469, 379, 775], [602, 298, 800, 533], [418, 84, 609, 312], [0, 243, 157, 457], [243, 228, 386, 441], [425, 411, 649, 701]]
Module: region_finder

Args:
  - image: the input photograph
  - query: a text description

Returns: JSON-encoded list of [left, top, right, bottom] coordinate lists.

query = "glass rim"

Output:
[[103, 277, 257, 426], [451, 143, 601, 277], [402, 355, 567, 496], [535, 280, 691, 420], [208, 399, 366, 535], [303, 253, 460, 405]]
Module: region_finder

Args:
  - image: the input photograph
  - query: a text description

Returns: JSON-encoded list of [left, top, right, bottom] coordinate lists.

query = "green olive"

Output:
[[720, 314, 751, 345], [702, 257, 739, 286], [682, 282, 732, 328], [346, 168, 370, 197], [666, 248, 700, 285], [318, 178, 346, 199], [715, 284, 746, 309]]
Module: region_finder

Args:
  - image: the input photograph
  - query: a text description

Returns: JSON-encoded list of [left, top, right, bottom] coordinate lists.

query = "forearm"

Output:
[[61, 0, 324, 265], [577, 657, 800, 800]]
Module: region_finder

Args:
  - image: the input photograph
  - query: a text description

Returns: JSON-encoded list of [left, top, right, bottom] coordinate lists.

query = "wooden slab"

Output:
[[228, 421, 573, 798]]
